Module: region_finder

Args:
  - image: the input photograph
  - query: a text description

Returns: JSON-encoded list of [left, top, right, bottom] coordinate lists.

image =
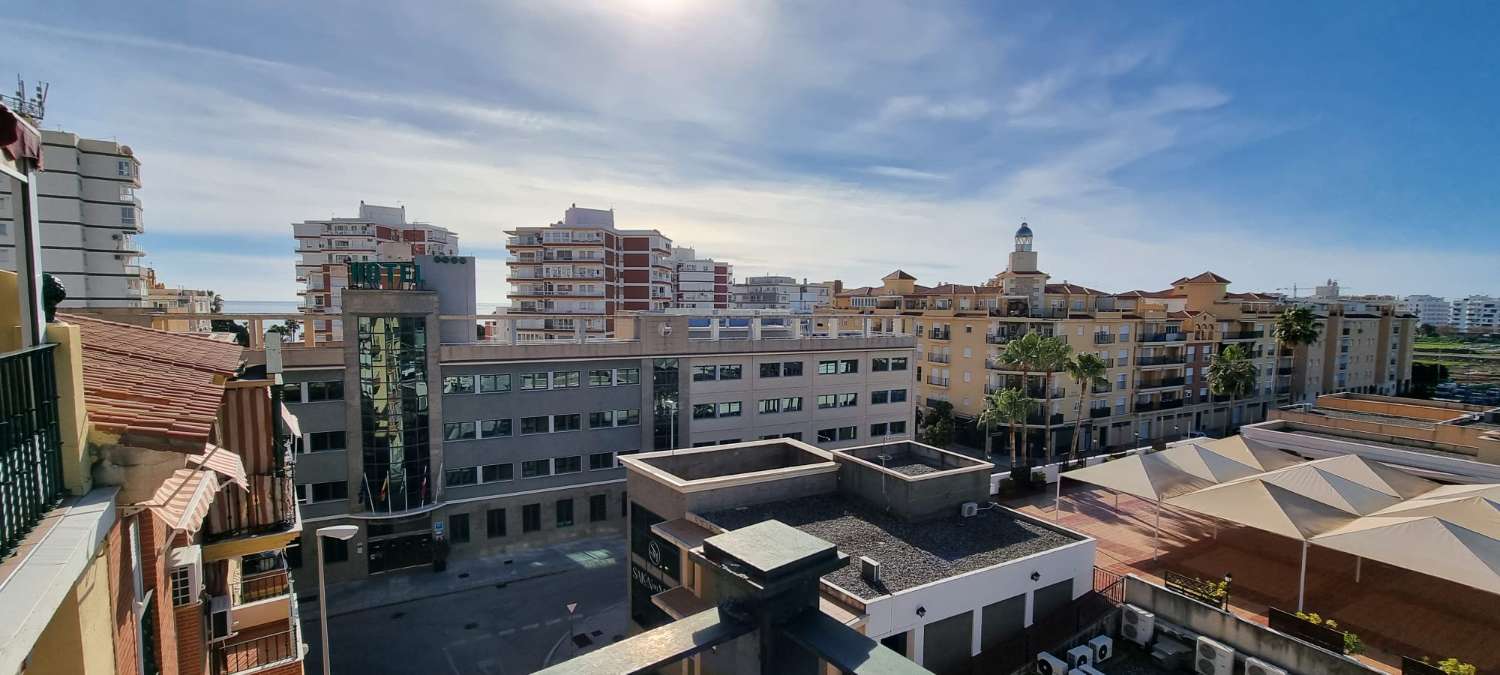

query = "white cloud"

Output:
[[864, 166, 947, 181]]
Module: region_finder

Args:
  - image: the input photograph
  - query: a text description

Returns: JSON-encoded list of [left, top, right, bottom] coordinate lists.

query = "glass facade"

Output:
[[358, 315, 432, 513], [652, 358, 680, 451]]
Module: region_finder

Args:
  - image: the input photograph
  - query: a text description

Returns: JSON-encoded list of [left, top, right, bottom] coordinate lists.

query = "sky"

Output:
[[10, 1, 1499, 302]]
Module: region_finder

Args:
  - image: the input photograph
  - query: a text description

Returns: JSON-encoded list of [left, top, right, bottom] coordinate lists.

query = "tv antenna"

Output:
[[2, 77, 49, 121]]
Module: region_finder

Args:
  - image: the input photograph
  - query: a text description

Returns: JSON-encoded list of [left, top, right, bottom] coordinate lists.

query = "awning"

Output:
[[188, 444, 248, 490], [1, 103, 43, 171], [1313, 514, 1500, 596], [1060, 450, 1217, 502], [1193, 435, 1303, 472], [140, 469, 220, 534], [280, 402, 301, 440]]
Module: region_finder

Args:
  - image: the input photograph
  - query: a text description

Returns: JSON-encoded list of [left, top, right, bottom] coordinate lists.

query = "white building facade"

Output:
[[669, 247, 731, 309], [1400, 294, 1450, 327], [1, 131, 146, 307], [732, 275, 833, 313], [1452, 295, 1499, 333]]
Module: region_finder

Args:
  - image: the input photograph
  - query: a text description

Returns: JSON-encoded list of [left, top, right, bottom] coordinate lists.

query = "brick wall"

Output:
[[173, 603, 205, 675], [108, 517, 139, 675], [140, 513, 182, 675], [256, 661, 305, 675]]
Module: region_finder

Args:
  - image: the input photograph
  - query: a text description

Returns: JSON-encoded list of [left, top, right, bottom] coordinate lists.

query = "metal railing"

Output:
[[925, 377, 950, 388], [926, 353, 950, 364], [1139, 332, 1187, 343], [928, 329, 951, 341], [1090, 407, 1113, 419], [1093, 333, 1116, 344], [1134, 398, 1184, 413], [1164, 570, 1228, 610], [1, 344, 63, 558], [1136, 355, 1187, 366], [1139, 376, 1186, 389], [1222, 330, 1265, 340], [213, 626, 300, 675], [347, 262, 421, 290], [233, 569, 291, 604]]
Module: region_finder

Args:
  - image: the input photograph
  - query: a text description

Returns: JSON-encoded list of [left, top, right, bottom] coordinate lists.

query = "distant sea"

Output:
[[224, 300, 508, 314]]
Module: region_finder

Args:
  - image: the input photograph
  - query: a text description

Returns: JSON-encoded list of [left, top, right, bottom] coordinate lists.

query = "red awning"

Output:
[[0, 103, 43, 170]]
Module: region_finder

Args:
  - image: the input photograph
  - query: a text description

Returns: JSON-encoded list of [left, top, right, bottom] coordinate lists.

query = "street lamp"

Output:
[[316, 525, 358, 675]]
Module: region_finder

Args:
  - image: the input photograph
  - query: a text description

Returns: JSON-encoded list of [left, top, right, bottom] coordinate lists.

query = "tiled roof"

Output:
[[62, 314, 242, 451], [1172, 271, 1232, 285], [882, 269, 917, 280], [1115, 289, 1181, 299], [1046, 283, 1106, 295], [918, 283, 987, 295]]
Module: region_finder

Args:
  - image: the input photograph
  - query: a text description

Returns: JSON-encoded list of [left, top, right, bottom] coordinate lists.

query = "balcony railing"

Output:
[[1134, 399, 1185, 413], [1139, 332, 1187, 343], [928, 329, 951, 341], [0, 344, 63, 557], [926, 377, 950, 388], [926, 353, 951, 364], [1093, 333, 1116, 345], [1136, 355, 1187, 367], [1091, 383, 1113, 395], [1090, 407, 1113, 419], [1222, 330, 1265, 340], [347, 262, 421, 291], [213, 625, 300, 675], [1138, 377, 1186, 390], [234, 569, 291, 604]]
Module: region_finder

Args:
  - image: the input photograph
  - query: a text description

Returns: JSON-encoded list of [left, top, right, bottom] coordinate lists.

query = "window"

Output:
[[817, 394, 835, 409], [817, 428, 836, 443], [522, 460, 552, 478], [819, 393, 857, 409], [617, 368, 640, 384], [692, 403, 717, 419], [840, 359, 859, 374], [479, 374, 511, 393], [718, 365, 742, 380], [552, 371, 580, 388], [322, 538, 349, 564], [818, 426, 858, 443], [717, 401, 742, 417], [872, 390, 888, 404], [481, 463, 513, 483], [444, 421, 476, 442], [889, 389, 907, 402], [520, 416, 549, 435], [589, 452, 616, 470], [306, 380, 343, 402], [590, 410, 615, 428], [121, 206, 136, 225], [169, 566, 193, 607], [818, 360, 838, 375], [443, 375, 475, 394], [590, 369, 614, 386], [297, 481, 347, 504], [782, 361, 804, 376], [760, 362, 782, 378], [556, 499, 575, 528], [522, 504, 541, 532], [616, 409, 640, 426], [306, 430, 345, 453], [118, 159, 133, 177], [759, 398, 781, 414], [554, 456, 582, 474], [553, 414, 581, 432], [590, 494, 608, 522], [486, 509, 507, 538], [872, 357, 893, 372], [445, 467, 478, 487], [449, 513, 470, 544], [479, 418, 512, 438], [692, 365, 717, 382], [871, 422, 889, 437], [889, 420, 907, 434], [520, 372, 548, 390]]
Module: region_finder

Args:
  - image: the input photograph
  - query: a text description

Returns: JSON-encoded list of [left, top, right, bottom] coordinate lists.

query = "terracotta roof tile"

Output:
[[1046, 283, 1106, 295], [882, 269, 917, 280], [61, 314, 242, 451], [1171, 271, 1232, 285]]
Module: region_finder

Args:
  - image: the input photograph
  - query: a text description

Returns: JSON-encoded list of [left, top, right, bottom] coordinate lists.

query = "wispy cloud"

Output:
[[864, 165, 947, 181]]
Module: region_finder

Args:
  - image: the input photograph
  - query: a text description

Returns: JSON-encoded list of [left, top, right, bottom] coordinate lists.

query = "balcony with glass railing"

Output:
[[347, 261, 421, 291], [1137, 376, 1186, 392], [1221, 329, 1265, 340], [1136, 354, 1187, 367], [1138, 331, 1186, 344]]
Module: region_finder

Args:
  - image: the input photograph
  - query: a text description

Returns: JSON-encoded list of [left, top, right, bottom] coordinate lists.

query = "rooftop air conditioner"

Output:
[[1244, 657, 1288, 675], [1121, 604, 1155, 646], [1087, 635, 1113, 662], [960, 502, 979, 518], [1066, 644, 1093, 669], [1035, 652, 1068, 675], [1195, 636, 1234, 675]]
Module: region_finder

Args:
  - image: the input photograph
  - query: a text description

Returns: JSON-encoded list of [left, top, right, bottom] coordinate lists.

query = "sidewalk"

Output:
[[301, 535, 626, 619], [540, 601, 629, 668]]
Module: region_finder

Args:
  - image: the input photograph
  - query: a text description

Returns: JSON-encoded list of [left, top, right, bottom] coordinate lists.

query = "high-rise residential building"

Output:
[[0, 130, 146, 307], [826, 223, 1418, 459], [291, 201, 458, 344], [1401, 294, 1451, 327], [1451, 295, 1499, 333], [144, 266, 215, 332], [668, 247, 732, 309], [504, 205, 674, 340], [270, 256, 914, 583], [731, 275, 834, 313]]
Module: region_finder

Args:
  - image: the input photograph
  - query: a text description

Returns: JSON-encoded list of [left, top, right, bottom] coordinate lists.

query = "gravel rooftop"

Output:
[[701, 494, 1078, 599], [880, 456, 943, 476]]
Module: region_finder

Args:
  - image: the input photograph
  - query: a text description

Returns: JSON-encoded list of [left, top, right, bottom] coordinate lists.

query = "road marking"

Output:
[[523, 623, 540, 630], [442, 645, 463, 675], [545, 618, 563, 626], [496, 628, 515, 637]]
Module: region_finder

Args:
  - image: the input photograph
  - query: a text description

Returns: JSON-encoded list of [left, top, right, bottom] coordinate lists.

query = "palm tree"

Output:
[[1208, 344, 1259, 437], [1271, 307, 1320, 403], [1036, 337, 1073, 463], [986, 387, 1034, 468], [1000, 332, 1048, 463], [976, 391, 1006, 460], [1064, 353, 1109, 461]]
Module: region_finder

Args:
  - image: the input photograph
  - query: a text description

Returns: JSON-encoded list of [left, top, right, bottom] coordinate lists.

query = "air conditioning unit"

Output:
[[1035, 652, 1069, 675], [1121, 604, 1155, 646], [1087, 635, 1113, 662], [1195, 636, 1234, 675], [1066, 644, 1092, 669], [1244, 657, 1288, 675], [960, 501, 979, 518], [208, 595, 232, 641]]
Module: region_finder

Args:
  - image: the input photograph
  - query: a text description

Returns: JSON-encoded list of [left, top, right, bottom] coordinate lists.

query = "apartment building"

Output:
[[144, 267, 214, 332], [504, 205, 674, 340], [669, 246, 732, 309], [1400, 294, 1450, 327], [291, 201, 459, 344], [266, 258, 915, 584], [825, 223, 1398, 458], [731, 275, 834, 313], [0, 130, 146, 307], [619, 439, 1096, 673], [1451, 295, 1499, 333]]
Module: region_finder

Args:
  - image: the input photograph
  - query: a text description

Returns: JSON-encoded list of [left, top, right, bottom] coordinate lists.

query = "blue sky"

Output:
[[12, 1, 1499, 302]]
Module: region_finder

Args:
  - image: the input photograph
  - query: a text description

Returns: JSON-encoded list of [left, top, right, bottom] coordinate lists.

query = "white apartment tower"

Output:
[[1452, 295, 1499, 333], [292, 201, 458, 343], [1, 130, 146, 307], [1400, 294, 1450, 327], [731, 276, 834, 313], [669, 247, 732, 309]]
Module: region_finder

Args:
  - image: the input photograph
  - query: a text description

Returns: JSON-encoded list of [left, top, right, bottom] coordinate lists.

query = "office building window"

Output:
[[520, 416, 549, 434], [552, 371, 580, 389], [522, 504, 541, 532], [444, 421, 476, 442], [782, 361, 804, 376], [817, 426, 858, 443], [443, 375, 475, 394], [306, 380, 343, 402], [305, 430, 345, 453], [479, 374, 511, 393], [449, 513, 470, 544], [692, 365, 717, 382], [589, 452, 616, 470], [590, 494, 608, 522], [296, 481, 347, 504], [871, 422, 890, 437], [481, 463, 513, 483], [445, 467, 477, 487], [758, 398, 781, 414], [617, 368, 640, 385], [872, 357, 908, 372], [554, 456, 582, 474], [717, 401, 742, 417], [521, 460, 552, 478], [556, 499, 575, 528], [520, 372, 548, 390], [590, 369, 614, 386], [718, 365, 742, 380], [480, 418, 512, 438], [760, 362, 782, 378], [322, 538, 349, 564], [553, 414, 581, 432], [486, 509, 506, 538], [692, 403, 717, 419]]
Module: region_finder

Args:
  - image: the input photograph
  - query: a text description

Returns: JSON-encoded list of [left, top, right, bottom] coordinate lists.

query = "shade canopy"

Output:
[[1312, 514, 1500, 596], [1061, 451, 1216, 502], [1194, 436, 1303, 472]]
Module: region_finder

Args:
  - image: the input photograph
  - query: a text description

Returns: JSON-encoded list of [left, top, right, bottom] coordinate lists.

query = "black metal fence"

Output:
[[1400, 656, 1447, 675], [1164, 570, 1228, 610], [213, 627, 299, 675], [1267, 607, 1345, 654], [0, 344, 63, 558]]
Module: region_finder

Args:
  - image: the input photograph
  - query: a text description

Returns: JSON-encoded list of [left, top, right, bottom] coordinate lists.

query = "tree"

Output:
[[1271, 307, 1321, 402], [920, 400, 955, 448], [1000, 332, 1049, 462], [1418, 323, 1439, 338], [1207, 344, 1258, 436], [1064, 353, 1109, 461], [1036, 336, 1072, 463], [990, 388, 1035, 468]]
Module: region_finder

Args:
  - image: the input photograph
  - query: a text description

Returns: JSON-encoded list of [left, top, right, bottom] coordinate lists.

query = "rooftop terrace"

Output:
[[701, 494, 1079, 600]]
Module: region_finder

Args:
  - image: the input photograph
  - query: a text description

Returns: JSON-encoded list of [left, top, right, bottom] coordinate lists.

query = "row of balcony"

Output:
[[983, 384, 1064, 399], [1139, 332, 1187, 343], [1134, 398, 1185, 413], [1221, 330, 1266, 340]]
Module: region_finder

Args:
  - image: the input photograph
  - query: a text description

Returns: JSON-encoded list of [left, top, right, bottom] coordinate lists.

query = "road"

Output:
[[302, 537, 627, 675]]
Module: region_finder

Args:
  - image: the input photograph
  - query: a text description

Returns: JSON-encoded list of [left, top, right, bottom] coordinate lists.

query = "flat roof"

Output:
[[700, 494, 1079, 599]]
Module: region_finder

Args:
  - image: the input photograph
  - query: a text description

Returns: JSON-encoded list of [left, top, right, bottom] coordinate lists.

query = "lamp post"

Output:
[[317, 525, 359, 675]]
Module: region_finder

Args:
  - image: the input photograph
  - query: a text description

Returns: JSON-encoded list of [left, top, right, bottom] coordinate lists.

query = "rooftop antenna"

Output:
[[2, 77, 49, 120]]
